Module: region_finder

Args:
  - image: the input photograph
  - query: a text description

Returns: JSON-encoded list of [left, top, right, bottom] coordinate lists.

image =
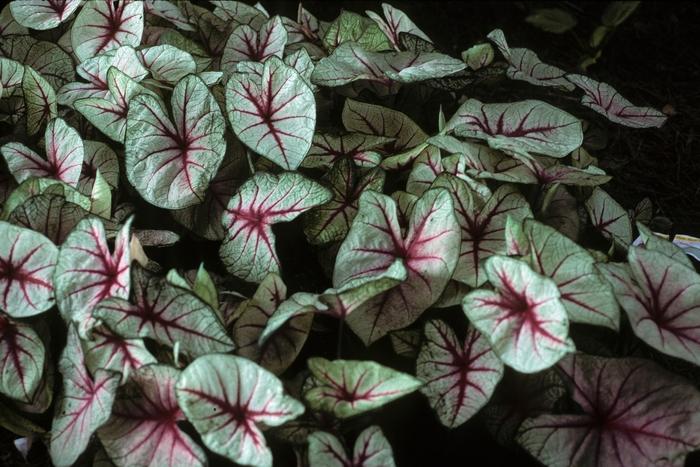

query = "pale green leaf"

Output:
[[176, 354, 304, 467], [305, 358, 422, 418]]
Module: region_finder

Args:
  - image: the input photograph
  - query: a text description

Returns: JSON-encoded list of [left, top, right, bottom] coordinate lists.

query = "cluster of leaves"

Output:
[[0, 1, 697, 466]]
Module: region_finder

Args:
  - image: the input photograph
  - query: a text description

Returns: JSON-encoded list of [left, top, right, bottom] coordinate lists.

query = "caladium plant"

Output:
[[0, 1, 689, 466]]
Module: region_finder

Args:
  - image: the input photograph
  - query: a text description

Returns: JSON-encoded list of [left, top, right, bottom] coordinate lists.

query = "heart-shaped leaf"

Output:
[[304, 159, 385, 245], [487, 29, 574, 90], [226, 56, 315, 170], [98, 365, 206, 467], [2, 117, 83, 186], [58, 46, 147, 107], [598, 247, 700, 366], [0, 312, 45, 402], [126, 74, 226, 209], [232, 273, 312, 374], [50, 326, 120, 467], [71, 0, 144, 62], [176, 354, 305, 467], [172, 137, 247, 240], [518, 354, 700, 467], [334, 188, 461, 344], [462, 255, 574, 373], [308, 426, 396, 467], [22, 65, 57, 135], [95, 267, 233, 357], [139, 44, 196, 84], [221, 15, 287, 70], [417, 320, 504, 428], [83, 326, 156, 384], [585, 187, 632, 249], [9, 0, 80, 31], [433, 177, 532, 287], [566, 74, 667, 128], [0, 221, 57, 317], [76, 66, 155, 143], [54, 217, 131, 338], [519, 219, 619, 330], [366, 3, 431, 50], [305, 358, 422, 418], [220, 172, 331, 283], [447, 99, 583, 158]]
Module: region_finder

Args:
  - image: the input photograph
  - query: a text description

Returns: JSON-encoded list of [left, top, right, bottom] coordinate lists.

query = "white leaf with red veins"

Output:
[[83, 326, 156, 384], [308, 426, 396, 467], [220, 172, 331, 283], [305, 358, 422, 418], [58, 46, 147, 107], [597, 247, 700, 366], [259, 260, 407, 345], [518, 354, 700, 467], [446, 99, 583, 158], [521, 219, 620, 330], [311, 42, 466, 87], [94, 267, 233, 357], [462, 256, 574, 373], [585, 187, 633, 249], [0, 221, 58, 317], [221, 16, 287, 71], [1, 118, 83, 186], [567, 74, 668, 128], [417, 320, 504, 428], [487, 29, 574, 91], [9, 0, 81, 31], [233, 273, 312, 375], [139, 45, 196, 84], [172, 137, 248, 241], [366, 3, 431, 50], [50, 326, 120, 467], [126, 74, 226, 209], [176, 354, 305, 467], [71, 0, 144, 62], [99, 365, 206, 467], [334, 188, 461, 345], [226, 56, 316, 170], [77, 66, 157, 143], [432, 176, 532, 287], [0, 312, 45, 402], [54, 217, 132, 338]]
